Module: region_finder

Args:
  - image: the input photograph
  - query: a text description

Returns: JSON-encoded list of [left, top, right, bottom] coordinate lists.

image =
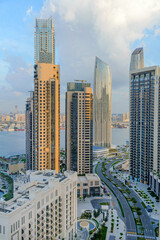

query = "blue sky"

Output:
[[1, 0, 160, 113]]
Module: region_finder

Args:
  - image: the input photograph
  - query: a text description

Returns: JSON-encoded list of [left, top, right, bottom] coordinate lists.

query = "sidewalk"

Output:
[[113, 170, 159, 220], [130, 181, 159, 220], [106, 209, 126, 240]]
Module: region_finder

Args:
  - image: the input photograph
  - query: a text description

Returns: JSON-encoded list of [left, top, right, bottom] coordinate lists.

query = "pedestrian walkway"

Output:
[[130, 181, 159, 220], [106, 209, 126, 240]]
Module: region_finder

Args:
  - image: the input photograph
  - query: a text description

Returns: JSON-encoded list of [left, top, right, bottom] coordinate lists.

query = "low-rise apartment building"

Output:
[[77, 173, 100, 197], [0, 170, 77, 240]]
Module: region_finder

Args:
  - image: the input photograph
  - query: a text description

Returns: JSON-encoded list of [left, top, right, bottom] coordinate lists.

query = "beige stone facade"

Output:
[[77, 173, 100, 197], [33, 63, 60, 172]]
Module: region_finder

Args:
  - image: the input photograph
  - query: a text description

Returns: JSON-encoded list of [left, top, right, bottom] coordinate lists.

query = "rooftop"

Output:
[[0, 170, 76, 215], [132, 48, 143, 55], [77, 173, 100, 183]]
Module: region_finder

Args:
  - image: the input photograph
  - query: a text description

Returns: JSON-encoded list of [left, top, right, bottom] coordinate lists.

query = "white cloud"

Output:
[[26, 6, 33, 16], [40, 0, 56, 18], [0, 54, 33, 112], [39, 0, 160, 112]]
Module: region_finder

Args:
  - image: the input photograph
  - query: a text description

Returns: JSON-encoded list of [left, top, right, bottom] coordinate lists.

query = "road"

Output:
[[96, 160, 156, 240]]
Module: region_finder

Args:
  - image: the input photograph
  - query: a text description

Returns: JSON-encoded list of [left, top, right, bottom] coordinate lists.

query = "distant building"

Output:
[[130, 48, 160, 184], [94, 57, 112, 148], [26, 92, 34, 170], [15, 105, 18, 115], [0, 170, 77, 240], [122, 113, 126, 122], [77, 173, 101, 197], [0, 158, 25, 174], [93, 146, 108, 158], [65, 81, 93, 174], [5, 116, 10, 122], [15, 114, 25, 122]]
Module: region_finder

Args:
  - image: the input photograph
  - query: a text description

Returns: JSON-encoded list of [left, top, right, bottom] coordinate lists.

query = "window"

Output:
[[83, 183, 88, 186], [55, 190, 58, 197], [29, 211, 32, 219], [95, 181, 99, 186], [37, 201, 40, 209], [46, 195, 49, 202]]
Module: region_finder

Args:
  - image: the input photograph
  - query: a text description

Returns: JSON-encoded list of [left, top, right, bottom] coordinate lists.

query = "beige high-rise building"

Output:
[[26, 18, 60, 173], [33, 63, 60, 172], [65, 81, 93, 174], [122, 113, 126, 122]]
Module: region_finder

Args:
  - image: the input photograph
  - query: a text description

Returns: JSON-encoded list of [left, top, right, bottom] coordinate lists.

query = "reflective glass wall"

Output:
[[35, 18, 55, 64], [94, 57, 112, 148]]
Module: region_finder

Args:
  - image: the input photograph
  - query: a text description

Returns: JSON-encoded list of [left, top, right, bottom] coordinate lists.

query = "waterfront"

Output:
[[0, 128, 129, 156]]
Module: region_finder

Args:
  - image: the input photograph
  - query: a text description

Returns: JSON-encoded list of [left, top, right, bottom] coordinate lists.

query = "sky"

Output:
[[1, 0, 160, 114]]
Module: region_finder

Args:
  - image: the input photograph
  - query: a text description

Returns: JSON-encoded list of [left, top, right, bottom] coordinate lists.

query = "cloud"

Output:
[[0, 53, 33, 112], [26, 6, 33, 16], [39, 0, 160, 112], [40, 0, 56, 18]]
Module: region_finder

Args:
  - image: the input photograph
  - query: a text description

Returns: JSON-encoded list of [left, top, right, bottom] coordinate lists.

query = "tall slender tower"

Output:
[[65, 81, 93, 174], [94, 57, 112, 148], [129, 48, 160, 184], [26, 92, 34, 170], [33, 63, 60, 172], [26, 17, 60, 172], [33, 17, 60, 172]]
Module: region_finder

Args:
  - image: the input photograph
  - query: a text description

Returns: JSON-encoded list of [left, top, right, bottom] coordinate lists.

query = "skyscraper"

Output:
[[26, 92, 33, 170], [94, 57, 112, 148], [26, 17, 60, 172], [33, 63, 60, 172], [129, 49, 160, 184], [35, 18, 55, 64], [65, 81, 93, 174], [130, 47, 144, 72]]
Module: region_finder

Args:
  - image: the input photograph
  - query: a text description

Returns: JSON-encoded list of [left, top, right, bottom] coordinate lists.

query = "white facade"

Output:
[[0, 170, 77, 240]]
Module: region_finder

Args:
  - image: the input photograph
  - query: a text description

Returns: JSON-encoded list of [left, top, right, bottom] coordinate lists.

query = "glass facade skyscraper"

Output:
[[130, 47, 144, 72], [35, 18, 55, 64], [94, 57, 112, 148], [130, 49, 160, 183]]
